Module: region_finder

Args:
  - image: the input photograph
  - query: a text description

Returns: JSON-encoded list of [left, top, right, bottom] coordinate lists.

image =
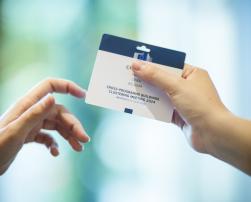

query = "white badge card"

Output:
[[85, 34, 186, 123]]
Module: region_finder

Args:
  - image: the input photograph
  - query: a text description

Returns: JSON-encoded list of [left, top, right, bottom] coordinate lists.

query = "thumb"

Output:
[[12, 94, 55, 135], [132, 61, 182, 95]]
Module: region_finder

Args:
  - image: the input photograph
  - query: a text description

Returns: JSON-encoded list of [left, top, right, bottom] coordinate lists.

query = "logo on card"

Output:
[[133, 45, 152, 62]]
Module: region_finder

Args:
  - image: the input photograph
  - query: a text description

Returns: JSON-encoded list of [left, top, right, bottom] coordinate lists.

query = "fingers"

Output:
[[34, 132, 59, 156], [41, 104, 90, 152], [182, 64, 196, 79], [68, 135, 83, 152], [42, 119, 85, 152], [132, 61, 182, 95], [52, 104, 90, 143], [21, 78, 86, 110], [34, 78, 86, 98], [10, 94, 55, 138], [1, 78, 86, 128]]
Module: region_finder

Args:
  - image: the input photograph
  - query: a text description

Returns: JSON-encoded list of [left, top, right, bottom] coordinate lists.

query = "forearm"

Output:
[[0, 159, 14, 175], [0, 130, 23, 175], [205, 111, 251, 175]]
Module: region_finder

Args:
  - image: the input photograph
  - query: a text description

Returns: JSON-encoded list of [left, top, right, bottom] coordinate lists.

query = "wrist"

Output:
[[200, 107, 235, 156], [190, 105, 232, 155]]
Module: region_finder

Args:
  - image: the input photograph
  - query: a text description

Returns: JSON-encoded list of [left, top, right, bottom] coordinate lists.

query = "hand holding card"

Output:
[[85, 34, 186, 123]]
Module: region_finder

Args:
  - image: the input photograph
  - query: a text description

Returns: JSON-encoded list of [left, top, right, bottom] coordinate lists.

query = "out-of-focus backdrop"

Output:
[[0, 0, 251, 202]]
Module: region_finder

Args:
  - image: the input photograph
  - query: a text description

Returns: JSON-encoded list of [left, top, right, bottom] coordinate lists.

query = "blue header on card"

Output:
[[99, 34, 186, 69]]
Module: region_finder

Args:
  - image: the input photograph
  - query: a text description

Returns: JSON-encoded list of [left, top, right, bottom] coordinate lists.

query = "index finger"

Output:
[[132, 61, 182, 94], [3, 78, 85, 125], [21, 78, 85, 110], [28, 78, 86, 99]]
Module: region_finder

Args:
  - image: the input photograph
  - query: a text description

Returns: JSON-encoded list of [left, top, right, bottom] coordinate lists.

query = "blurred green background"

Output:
[[1, 0, 251, 202]]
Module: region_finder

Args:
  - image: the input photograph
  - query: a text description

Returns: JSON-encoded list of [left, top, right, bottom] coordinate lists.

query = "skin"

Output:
[[1, 64, 251, 176], [0, 78, 90, 175], [132, 61, 251, 176]]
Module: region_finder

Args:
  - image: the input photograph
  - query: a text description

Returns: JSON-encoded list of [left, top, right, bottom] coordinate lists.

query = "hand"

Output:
[[0, 78, 90, 175], [132, 61, 228, 154], [132, 61, 251, 175]]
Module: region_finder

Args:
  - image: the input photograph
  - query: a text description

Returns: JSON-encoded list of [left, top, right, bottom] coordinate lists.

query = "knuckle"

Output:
[[200, 69, 210, 78], [196, 67, 208, 75], [37, 103, 46, 113], [30, 104, 45, 118], [24, 98, 34, 107], [144, 64, 159, 81], [166, 80, 180, 96], [42, 77, 55, 90], [184, 63, 193, 71], [188, 66, 209, 78], [56, 104, 68, 114], [43, 77, 54, 84], [24, 98, 33, 106], [18, 97, 35, 111]]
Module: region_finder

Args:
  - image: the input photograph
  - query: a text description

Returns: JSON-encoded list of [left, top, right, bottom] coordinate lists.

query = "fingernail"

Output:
[[51, 146, 59, 156], [78, 89, 86, 98], [132, 61, 146, 71], [80, 145, 84, 151], [42, 93, 54, 107], [80, 89, 86, 96], [77, 144, 83, 152], [88, 136, 91, 142]]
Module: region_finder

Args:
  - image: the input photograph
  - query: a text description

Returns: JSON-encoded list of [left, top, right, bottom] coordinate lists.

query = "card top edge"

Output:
[[99, 33, 186, 69]]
